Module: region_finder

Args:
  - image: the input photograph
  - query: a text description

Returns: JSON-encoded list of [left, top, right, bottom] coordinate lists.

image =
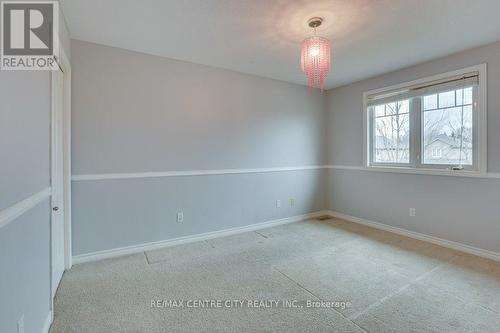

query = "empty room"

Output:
[[2, 0, 500, 332]]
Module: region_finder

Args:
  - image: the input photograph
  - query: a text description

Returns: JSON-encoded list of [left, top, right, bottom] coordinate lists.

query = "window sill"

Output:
[[364, 165, 488, 178]]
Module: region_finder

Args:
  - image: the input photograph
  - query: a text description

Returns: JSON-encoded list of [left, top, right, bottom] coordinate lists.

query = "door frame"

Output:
[[50, 59, 64, 299], [60, 46, 72, 271], [48, 39, 71, 328], [50, 43, 72, 279]]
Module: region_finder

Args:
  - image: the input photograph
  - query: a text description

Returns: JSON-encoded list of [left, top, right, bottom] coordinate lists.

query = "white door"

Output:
[[51, 67, 65, 297]]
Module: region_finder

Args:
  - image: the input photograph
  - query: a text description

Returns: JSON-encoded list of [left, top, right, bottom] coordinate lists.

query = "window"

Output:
[[373, 100, 410, 164], [431, 148, 442, 158], [422, 87, 473, 166], [364, 65, 487, 174]]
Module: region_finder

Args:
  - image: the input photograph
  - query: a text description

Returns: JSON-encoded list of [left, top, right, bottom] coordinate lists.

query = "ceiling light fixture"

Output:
[[301, 17, 331, 92]]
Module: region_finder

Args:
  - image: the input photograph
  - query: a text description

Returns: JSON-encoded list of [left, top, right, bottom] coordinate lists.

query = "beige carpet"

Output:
[[50, 218, 500, 332]]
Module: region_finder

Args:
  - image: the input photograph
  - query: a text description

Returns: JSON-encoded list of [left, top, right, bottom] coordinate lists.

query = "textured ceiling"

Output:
[[61, 0, 500, 89]]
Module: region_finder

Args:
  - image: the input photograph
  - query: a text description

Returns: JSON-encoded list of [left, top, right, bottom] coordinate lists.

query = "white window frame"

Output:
[[363, 64, 487, 177]]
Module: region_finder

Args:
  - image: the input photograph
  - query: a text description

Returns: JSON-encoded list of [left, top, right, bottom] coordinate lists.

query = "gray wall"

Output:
[[325, 41, 500, 253], [71, 40, 326, 255], [0, 202, 51, 333], [58, 6, 71, 61], [0, 72, 50, 211], [73, 170, 326, 254], [0, 70, 51, 333]]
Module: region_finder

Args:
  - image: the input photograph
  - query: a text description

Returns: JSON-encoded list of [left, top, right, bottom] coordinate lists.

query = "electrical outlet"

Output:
[[276, 200, 281, 208], [177, 212, 184, 223], [17, 315, 24, 333], [289, 198, 295, 207], [409, 208, 416, 217]]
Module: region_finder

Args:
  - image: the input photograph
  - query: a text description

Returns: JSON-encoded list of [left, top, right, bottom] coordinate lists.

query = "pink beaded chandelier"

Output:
[[301, 17, 331, 91]]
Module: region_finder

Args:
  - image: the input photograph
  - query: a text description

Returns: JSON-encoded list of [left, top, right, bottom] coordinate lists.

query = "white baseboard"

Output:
[[327, 211, 500, 263], [73, 211, 330, 265], [72, 210, 500, 264], [41, 311, 53, 333]]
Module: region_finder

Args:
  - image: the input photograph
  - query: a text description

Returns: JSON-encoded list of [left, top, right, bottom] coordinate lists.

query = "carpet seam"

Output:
[[143, 251, 151, 265], [273, 267, 369, 333], [348, 254, 459, 321], [254, 230, 269, 239]]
